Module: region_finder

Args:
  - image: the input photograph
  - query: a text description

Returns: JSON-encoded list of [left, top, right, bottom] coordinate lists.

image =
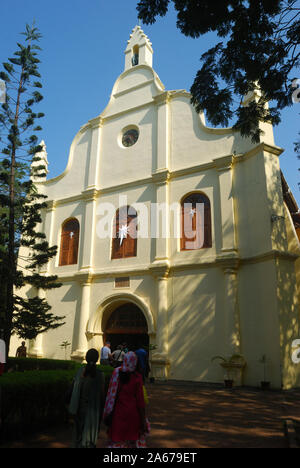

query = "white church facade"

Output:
[[11, 26, 300, 389]]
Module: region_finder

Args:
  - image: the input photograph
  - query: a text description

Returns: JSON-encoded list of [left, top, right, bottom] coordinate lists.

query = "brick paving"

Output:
[[2, 382, 300, 448]]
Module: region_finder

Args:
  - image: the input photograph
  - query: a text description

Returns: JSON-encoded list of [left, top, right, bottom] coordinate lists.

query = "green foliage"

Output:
[[0, 23, 63, 350], [137, 0, 300, 142], [0, 369, 76, 440], [0, 360, 114, 440], [7, 356, 81, 372]]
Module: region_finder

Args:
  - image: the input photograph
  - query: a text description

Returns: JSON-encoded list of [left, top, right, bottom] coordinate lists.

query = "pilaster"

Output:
[[153, 91, 170, 172], [149, 263, 170, 379], [152, 170, 170, 262], [79, 188, 98, 272], [216, 255, 241, 362], [85, 117, 102, 191], [213, 155, 237, 254], [71, 273, 93, 361]]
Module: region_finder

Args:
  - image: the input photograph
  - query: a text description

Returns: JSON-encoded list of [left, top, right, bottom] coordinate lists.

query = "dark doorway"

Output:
[[104, 303, 149, 352], [106, 333, 149, 352]]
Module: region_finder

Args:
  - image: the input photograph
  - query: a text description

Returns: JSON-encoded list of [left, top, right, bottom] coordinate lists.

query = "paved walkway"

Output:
[[2, 382, 300, 448]]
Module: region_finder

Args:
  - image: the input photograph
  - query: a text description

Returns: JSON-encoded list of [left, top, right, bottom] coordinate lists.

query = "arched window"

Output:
[[181, 193, 212, 251], [132, 45, 139, 66], [59, 218, 80, 266], [112, 206, 137, 259]]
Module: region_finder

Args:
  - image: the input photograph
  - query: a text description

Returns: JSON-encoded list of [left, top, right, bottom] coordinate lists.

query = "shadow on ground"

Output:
[[2, 382, 300, 448]]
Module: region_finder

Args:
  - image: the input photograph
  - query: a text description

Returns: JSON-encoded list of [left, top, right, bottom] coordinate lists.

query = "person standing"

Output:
[[135, 344, 148, 383], [0, 336, 5, 376], [100, 341, 112, 366], [68, 348, 105, 448], [16, 341, 27, 358], [103, 351, 149, 448], [111, 345, 125, 368]]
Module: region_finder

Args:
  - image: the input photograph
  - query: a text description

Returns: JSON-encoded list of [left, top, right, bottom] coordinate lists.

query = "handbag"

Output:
[[111, 350, 123, 368], [143, 385, 149, 405]]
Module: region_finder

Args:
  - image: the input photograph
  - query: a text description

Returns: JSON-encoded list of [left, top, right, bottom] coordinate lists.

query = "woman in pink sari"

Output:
[[103, 351, 149, 448]]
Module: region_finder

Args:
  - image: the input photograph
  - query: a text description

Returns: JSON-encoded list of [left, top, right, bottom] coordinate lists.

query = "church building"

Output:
[[11, 26, 300, 389]]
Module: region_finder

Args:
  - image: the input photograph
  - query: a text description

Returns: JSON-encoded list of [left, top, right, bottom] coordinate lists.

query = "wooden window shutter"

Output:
[[124, 215, 137, 257], [59, 218, 80, 265], [111, 207, 137, 259], [181, 202, 196, 250], [112, 212, 123, 259], [59, 232, 70, 265], [203, 201, 212, 248], [69, 230, 79, 264], [180, 193, 212, 251]]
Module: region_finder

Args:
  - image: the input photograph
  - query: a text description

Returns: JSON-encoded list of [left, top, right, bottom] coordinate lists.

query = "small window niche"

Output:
[[132, 45, 139, 66]]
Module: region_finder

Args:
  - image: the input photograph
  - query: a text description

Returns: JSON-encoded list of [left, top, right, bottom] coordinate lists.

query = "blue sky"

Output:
[[1, 0, 299, 203]]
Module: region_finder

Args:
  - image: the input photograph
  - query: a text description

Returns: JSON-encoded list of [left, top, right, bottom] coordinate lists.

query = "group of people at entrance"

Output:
[[68, 342, 150, 448], [100, 341, 149, 381], [100, 341, 126, 367]]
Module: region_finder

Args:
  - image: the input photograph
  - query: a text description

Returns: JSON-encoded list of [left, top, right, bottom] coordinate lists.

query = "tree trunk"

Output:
[[5, 68, 24, 362]]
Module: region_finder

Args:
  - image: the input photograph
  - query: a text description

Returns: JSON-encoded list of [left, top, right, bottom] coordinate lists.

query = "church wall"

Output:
[[99, 107, 156, 188], [41, 126, 92, 201], [275, 257, 300, 389], [170, 96, 255, 172], [233, 150, 273, 258], [238, 260, 282, 388], [167, 268, 225, 382], [116, 68, 154, 94], [170, 97, 230, 171], [264, 150, 289, 252], [42, 281, 81, 359], [103, 83, 157, 117], [284, 204, 300, 316]]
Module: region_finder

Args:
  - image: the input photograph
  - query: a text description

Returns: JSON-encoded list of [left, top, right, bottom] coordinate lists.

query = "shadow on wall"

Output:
[[168, 268, 225, 383]]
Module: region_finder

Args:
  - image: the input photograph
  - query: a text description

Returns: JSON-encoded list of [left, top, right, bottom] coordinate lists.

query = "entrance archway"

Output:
[[103, 303, 149, 352], [86, 292, 155, 353]]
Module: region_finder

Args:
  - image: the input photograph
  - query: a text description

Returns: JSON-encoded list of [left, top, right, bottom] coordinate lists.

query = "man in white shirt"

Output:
[[111, 345, 125, 368], [100, 341, 112, 366]]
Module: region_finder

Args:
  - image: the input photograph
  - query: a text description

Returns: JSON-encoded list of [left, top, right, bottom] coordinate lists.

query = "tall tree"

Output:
[[137, 0, 300, 143], [0, 23, 64, 359]]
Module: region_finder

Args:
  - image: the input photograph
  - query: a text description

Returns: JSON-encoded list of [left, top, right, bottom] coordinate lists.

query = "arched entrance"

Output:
[[103, 303, 149, 352]]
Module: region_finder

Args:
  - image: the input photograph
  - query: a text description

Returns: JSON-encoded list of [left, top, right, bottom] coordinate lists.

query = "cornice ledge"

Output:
[[212, 154, 235, 171], [241, 249, 300, 264], [216, 252, 240, 271], [153, 91, 170, 106], [242, 142, 284, 161], [93, 264, 151, 278], [46, 199, 57, 211], [149, 260, 170, 278], [81, 187, 99, 201], [87, 116, 103, 130], [153, 89, 191, 107], [152, 168, 170, 184], [74, 269, 94, 284], [274, 250, 300, 261]]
